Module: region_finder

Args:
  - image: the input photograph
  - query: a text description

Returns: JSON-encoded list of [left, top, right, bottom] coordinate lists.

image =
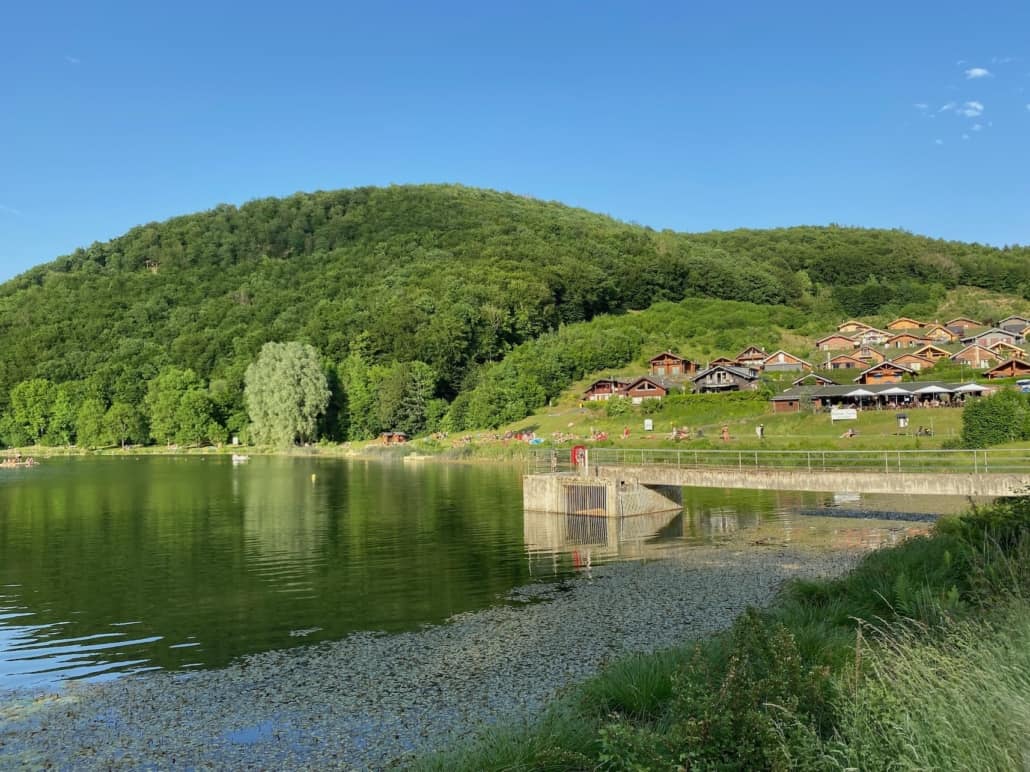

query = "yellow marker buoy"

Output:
[[311, 474, 317, 482]]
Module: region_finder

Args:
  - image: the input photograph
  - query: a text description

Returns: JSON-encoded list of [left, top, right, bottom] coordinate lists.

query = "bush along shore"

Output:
[[417, 497, 1030, 771]]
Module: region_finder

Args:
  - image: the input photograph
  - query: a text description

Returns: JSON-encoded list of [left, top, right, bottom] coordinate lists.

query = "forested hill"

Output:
[[0, 183, 1027, 444]]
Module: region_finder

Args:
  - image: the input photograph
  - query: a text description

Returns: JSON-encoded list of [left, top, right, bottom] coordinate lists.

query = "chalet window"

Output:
[[656, 365, 665, 375], [670, 365, 680, 374]]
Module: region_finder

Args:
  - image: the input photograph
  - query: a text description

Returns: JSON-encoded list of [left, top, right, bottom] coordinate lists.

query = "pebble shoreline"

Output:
[[0, 545, 861, 770]]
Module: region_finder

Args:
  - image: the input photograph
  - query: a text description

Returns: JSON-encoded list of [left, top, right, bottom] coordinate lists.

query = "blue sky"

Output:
[[2, 1, 1028, 281]]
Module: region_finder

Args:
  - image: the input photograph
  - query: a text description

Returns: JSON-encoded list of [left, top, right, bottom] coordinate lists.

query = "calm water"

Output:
[[0, 456, 956, 690]]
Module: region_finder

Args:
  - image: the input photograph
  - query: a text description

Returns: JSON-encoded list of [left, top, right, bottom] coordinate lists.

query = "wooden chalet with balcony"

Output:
[[988, 341, 1025, 359], [984, 358, 1030, 379], [885, 332, 930, 349], [854, 346, 886, 364], [921, 323, 959, 343], [623, 376, 671, 403], [816, 334, 857, 351], [648, 352, 696, 378], [735, 346, 769, 369], [826, 353, 867, 370], [912, 343, 952, 361], [891, 353, 935, 372], [961, 328, 1019, 348], [998, 315, 1030, 334], [946, 317, 981, 334], [854, 361, 912, 385], [950, 345, 999, 369], [692, 365, 760, 393], [583, 378, 631, 401], [762, 350, 813, 373], [854, 328, 890, 346]]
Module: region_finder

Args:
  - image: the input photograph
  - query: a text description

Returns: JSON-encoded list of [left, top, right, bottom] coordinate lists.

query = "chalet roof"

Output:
[[950, 344, 997, 359], [984, 358, 1030, 377], [890, 354, 935, 366], [648, 351, 688, 363], [854, 361, 913, 381], [816, 333, 856, 343], [947, 316, 981, 326], [826, 354, 866, 366], [887, 317, 925, 327], [692, 364, 759, 382], [792, 372, 836, 386], [736, 345, 769, 358], [762, 349, 812, 366], [961, 327, 1016, 344], [988, 340, 1025, 352], [999, 315, 1030, 324], [913, 344, 951, 356], [624, 375, 674, 390], [837, 319, 873, 330]]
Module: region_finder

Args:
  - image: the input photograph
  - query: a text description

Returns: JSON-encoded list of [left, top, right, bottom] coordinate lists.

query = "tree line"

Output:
[[1, 184, 1028, 440]]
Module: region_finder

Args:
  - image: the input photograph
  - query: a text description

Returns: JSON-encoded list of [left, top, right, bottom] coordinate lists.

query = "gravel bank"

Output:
[[0, 545, 860, 770]]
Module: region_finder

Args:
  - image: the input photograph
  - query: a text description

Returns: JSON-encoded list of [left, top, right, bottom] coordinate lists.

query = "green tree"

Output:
[[145, 367, 219, 445], [75, 398, 109, 448], [244, 342, 330, 446], [340, 346, 379, 440], [960, 390, 1030, 448], [104, 402, 146, 449], [9, 379, 56, 444]]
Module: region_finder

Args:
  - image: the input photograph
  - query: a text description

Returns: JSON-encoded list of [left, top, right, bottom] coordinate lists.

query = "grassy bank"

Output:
[[417, 498, 1030, 770]]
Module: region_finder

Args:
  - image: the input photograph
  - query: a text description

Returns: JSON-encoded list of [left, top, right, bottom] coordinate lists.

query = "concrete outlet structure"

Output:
[[523, 473, 683, 516]]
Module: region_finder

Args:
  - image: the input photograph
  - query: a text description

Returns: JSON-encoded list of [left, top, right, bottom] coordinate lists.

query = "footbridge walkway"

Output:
[[523, 448, 1030, 515]]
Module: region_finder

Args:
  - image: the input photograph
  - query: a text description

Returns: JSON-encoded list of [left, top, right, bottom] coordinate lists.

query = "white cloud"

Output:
[[962, 133, 970, 140], [0, 204, 24, 217], [64, 55, 80, 65], [965, 67, 991, 79], [991, 56, 1017, 64], [959, 101, 984, 117], [1026, 103, 1030, 111], [935, 139, 944, 145], [914, 102, 929, 110], [972, 123, 983, 131], [939, 101, 957, 112]]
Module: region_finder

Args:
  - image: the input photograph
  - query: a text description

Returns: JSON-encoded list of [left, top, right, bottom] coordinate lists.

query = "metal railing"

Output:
[[527, 448, 1030, 475]]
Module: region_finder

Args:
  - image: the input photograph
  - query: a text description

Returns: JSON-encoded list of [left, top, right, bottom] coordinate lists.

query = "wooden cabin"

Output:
[[854, 328, 890, 346], [891, 353, 935, 372], [998, 315, 1030, 334], [648, 352, 695, 378], [854, 361, 911, 385], [792, 372, 836, 387], [762, 350, 813, 373], [961, 328, 1018, 348], [816, 334, 857, 352], [826, 354, 866, 370], [988, 341, 1026, 359], [886, 317, 925, 331], [708, 357, 738, 368], [885, 332, 930, 349], [946, 317, 981, 333], [735, 346, 769, 368], [854, 346, 886, 364], [950, 345, 999, 369], [623, 376, 669, 403], [984, 358, 1030, 379], [921, 324, 959, 343], [692, 365, 760, 393], [912, 344, 952, 361], [583, 378, 630, 401], [837, 320, 872, 334]]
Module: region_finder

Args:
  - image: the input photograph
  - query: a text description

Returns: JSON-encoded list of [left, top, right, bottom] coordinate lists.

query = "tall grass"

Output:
[[414, 498, 1030, 771]]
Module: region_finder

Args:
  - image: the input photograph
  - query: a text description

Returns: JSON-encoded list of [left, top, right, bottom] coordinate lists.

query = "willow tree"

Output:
[[244, 342, 330, 446]]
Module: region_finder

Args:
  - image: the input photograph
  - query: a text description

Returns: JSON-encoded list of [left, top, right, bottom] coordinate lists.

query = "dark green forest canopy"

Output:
[[0, 183, 1027, 425]]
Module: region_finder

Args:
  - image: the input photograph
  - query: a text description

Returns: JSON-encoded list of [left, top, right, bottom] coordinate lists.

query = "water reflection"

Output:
[[0, 460, 955, 690], [524, 486, 937, 576]]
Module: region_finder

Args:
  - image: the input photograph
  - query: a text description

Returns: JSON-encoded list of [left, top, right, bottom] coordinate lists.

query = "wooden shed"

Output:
[[648, 352, 695, 378], [984, 358, 1030, 379]]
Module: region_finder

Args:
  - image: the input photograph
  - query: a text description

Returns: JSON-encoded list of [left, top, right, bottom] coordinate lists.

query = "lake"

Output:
[[0, 456, 951, 690]]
